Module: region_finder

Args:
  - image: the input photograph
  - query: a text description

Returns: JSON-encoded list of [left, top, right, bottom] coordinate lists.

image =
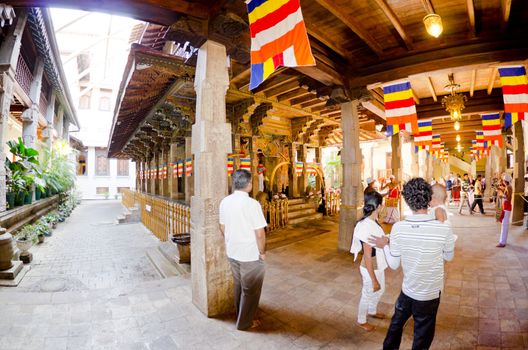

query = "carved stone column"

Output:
[[391, 133, 403, 181], [338, 100, 363, 251], [300, 144, 308, 194], [250, 136, 259, 197], [315, 146, 322, 190], [55, 105, 64, 138], [161, 145, 170, 197], [484, 149, 493, 198], [426, 153, 434, 182], [418, 150, 427, 178], [288, 143, 298, 198], [170, 142, 178, 200], [190, 40, 233, 317], [512, 122, 525, 225], [410, 141, 419, 178], [43, 91, 55, 148], [22, 58, 44, 149]]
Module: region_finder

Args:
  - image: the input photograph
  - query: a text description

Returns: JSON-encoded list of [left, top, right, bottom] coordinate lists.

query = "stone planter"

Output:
[[171, 233, 190, 264], [0, 228, 14, 270], [37, 234, 45, 244], [16, 238, 32, 258]]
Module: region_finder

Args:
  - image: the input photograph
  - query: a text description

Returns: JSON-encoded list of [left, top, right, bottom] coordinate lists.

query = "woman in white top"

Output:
[[350, 191, 388, 331]]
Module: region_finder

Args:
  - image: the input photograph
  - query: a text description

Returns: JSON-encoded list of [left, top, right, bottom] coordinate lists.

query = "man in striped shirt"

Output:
[[370, 177, 455, 350]]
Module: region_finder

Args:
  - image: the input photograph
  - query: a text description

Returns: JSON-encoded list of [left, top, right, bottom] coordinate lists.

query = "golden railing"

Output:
[[121, 190, 190, 242], [261, 199, 288, 231], [325, 191, 341, 216]]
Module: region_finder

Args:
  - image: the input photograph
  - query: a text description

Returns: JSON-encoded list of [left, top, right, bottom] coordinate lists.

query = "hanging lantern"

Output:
[[423, 13, 443, 38]]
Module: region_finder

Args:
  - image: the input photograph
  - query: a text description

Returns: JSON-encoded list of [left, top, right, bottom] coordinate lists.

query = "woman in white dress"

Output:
[[350, 191, 388, 331]]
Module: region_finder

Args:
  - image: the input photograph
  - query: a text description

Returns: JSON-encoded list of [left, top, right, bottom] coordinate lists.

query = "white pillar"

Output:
[[338, 100, 363, 251], [190, 40, 233, 317]]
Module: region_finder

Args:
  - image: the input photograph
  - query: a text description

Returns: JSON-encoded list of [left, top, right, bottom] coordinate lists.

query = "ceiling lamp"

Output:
[[457, 144, 462, 152], [456, 134, 461, 142], [454, 121, 461, 131], [423, 13, 443, 38], [442, 73, 467, 130]]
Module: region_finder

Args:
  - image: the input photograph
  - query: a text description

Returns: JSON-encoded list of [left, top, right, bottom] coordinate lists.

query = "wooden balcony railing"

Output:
[[260, 198, 288, 231], [121, 190, 190, 242], [15, 55, 32, 98], [39, 91, 48, 117], [325, 191, 341, 216]]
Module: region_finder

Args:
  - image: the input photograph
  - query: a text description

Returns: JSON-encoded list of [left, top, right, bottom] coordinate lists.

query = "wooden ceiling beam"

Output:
[[487, 67, 497, 95], [470, 69, 476, 97], [306, 23, 349, 59], [466, 0, 476, 35], [502, 0, 512, 24], [263, 79, 300, 98], [290, 94, 317, 106], [314, 0, 384, 56], [349, 43, 528, 88], [372, 0, 413, 50], [426, 76, 437, 102], [277, 88, 311, 103], [420, 0, 435, 14]]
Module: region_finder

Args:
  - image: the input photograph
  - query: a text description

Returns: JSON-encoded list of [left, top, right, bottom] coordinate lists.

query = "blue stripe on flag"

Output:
[[383, 81, 411, 94], [482, 113, 500, 120], [249, 63, 264, 90], [418, 121, 432, 127], [498, 66, 526, 77], [247, 0, 268, 14], [386, 124, 397, 136]]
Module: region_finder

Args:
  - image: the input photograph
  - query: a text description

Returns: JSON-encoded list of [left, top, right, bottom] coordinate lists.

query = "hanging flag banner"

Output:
[[247, 0, 316, 90], [177, 161, 183, 178], [172, 162, 178, 178], [307, 164, 318, 176], [414, 120, 433, 152], [482, 113, 502, 147], [227, 157, 234, 176], [383, 80, 419, 136], [185, 158, 193, 177], [240, 158, 251, 170], [431, 134, 442, 157], [295, 161, 303, 176], [161, 164, 166, 179], [470, 140, 480, 161], [498, 65, 528, 128]]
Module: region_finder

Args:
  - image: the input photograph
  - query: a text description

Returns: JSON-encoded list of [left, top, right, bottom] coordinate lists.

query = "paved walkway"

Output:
[[0, 200, 527, 349]]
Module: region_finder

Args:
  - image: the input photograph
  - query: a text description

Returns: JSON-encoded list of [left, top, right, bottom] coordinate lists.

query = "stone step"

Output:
[[287, 198, 305, 205], [146, 247, 183, 279], [288, 208, 317, 219], [288, 213, 323, 225], [288, 203, 315, 211]]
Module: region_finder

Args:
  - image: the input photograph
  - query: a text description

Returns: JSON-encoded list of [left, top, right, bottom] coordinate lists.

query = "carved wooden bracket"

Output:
[[249, 102, 272, 136]]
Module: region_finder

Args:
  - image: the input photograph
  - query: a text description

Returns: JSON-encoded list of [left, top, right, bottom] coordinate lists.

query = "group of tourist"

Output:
[[353, 177, 455, 349]]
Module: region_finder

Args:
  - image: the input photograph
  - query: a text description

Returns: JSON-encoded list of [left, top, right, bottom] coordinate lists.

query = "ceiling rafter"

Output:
[[466, 0, 475, 35], [470, 69, 476, 97], [314, 0, 384, 56], [501, 0, 512, 24], [372, 0, 413, 50], [426, 76, 437, 102], [487, 67, 497, 95]]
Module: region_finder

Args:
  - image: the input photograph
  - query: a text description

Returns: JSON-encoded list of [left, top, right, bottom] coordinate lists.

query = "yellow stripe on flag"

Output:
[[248, 0, 290, 24], [384, 89, 413, 103], [482, 119, 500, 126], [263, 57, 275, 81], [500, 76, 528, 86]]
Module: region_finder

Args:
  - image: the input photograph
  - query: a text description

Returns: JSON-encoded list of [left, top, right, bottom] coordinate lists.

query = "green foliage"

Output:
[[323, 152, 342, 189], [16, 224, 35, 241], [34, 219, 51, 236], [43, 212, 60, 225], [34, 140, 76, 193]]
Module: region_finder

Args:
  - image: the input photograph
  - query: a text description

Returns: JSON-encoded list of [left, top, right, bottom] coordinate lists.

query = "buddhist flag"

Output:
[[172, 162, 178, 178], [498, 65, 528, 128], [295, 161, 303, 176], [240, 158, 251, 170], [414, 120, 432, 152], [247, 0, 315, 90], [177, 161, 183, 178], [432, 134, 441, 157], [482, 113, 502, 147], [383, 80, 419, 136], [227, 157, 234, 176], [185, 158, 193, 177]]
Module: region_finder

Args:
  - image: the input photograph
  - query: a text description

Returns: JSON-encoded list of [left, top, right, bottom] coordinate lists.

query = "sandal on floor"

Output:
[[356, 322, 375, 332], [369, 313, 387, 319]]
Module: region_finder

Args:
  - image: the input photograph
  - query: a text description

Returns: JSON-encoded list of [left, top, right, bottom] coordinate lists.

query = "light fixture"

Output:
[[442, 73, 467, 130], [423, 13, 443, 38], [457, 143, 462, 152], [456, 134, 461, 142]]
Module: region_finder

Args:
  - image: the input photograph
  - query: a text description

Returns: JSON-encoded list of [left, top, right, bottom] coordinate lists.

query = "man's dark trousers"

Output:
[[383, 292, 440, 350], [470, 195, 485, 214], [228, 258, 265, 330]]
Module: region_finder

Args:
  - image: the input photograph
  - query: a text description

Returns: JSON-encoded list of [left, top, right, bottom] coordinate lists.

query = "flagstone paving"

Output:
[[0, 200, 527, 349]]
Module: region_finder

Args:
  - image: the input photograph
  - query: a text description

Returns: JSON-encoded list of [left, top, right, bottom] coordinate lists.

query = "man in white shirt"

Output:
[[219, 169, 268, 330], [370, 177, 456, 350]]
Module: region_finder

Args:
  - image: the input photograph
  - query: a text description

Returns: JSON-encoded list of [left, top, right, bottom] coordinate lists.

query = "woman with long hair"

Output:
[[350, 191, 388, 331]]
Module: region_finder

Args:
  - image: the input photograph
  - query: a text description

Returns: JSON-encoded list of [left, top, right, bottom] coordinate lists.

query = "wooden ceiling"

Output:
[[12, 0, 528, 154]]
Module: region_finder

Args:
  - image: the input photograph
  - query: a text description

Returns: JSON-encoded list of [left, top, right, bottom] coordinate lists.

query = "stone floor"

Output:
[[0, 199, 527, 349]]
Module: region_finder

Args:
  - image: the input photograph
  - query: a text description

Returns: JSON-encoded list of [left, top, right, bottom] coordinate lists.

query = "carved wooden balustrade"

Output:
[[39, 91, 48, 117], [122, 190, 190, 242], [325, 191, 341, 216], [260, 198, 288, 231], [15, 55, 32, 97]]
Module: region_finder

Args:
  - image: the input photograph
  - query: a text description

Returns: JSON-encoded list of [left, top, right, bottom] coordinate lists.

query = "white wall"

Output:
[[76, 146, 136, 199]]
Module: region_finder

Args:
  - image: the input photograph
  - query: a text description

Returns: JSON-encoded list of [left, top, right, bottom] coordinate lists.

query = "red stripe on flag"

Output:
[[502, 84, 528, 94], [273, 52, 284, 68], [504, 103, 528, 113], [250, 0, 299, 37], [384, 97, 415, 110], [482, 125, 500, 131]]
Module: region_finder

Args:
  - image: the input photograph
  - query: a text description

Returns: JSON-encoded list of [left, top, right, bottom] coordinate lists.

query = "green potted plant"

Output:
[[34, 219, 52, 239], [15, 224, 35, 257], [43, 212, 59, 229], [10, 170, 27, 207]]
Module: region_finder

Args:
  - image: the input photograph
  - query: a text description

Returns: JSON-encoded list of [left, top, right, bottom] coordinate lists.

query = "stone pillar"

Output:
[[288, 143, 298, 198], [190, 40, 233, 317], [484, 151, 493, 198], [154, 152, 161, 195], [22, 59, 44, 149], [512, 122, 525, 225], [410, 142, 419, 178], [426, 153, 434, 182], [55, 105, 64, 139], [250, 136, 259, 197], [63, 118, 70, 141], [161, 146, 170, 197], [391, 133, 402, 181], [150, 157, 156, 195], [418, 150, 427, 178], [315, 147, 322, 190], [300, 144, 308, 194], [185, 136, 193, 204], [43, 91, 55, 148], [470, 159, 477, 177], [338, 100, 363, 251], [170, 142, 178, 200]]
